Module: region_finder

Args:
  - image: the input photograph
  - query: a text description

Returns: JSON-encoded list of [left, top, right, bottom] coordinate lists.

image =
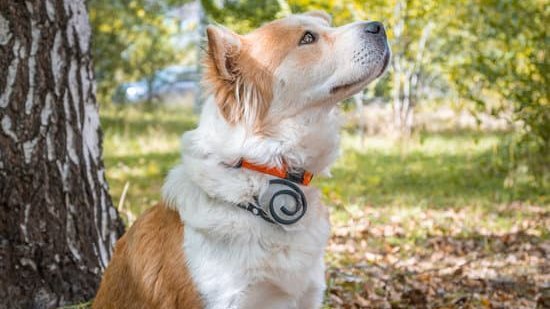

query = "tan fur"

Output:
[[203, 26, 244, 124], [203, 26, 274, 126], [93, 204, 202, 309], [243, 18, 335, 133], [203, 17, 328, 129]]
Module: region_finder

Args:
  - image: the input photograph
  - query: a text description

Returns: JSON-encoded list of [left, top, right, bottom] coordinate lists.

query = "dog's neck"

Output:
[[185, 98, 341, 172], [163, 97, 341, 213]]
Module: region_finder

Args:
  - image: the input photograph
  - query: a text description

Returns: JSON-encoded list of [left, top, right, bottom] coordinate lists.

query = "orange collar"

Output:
[[236, 159, 313, 186]]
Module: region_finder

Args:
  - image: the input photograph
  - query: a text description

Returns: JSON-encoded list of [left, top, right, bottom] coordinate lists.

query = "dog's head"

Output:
[[203, 11, 390, 128]]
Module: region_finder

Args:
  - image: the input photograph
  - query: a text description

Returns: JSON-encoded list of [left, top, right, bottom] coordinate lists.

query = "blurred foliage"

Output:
[[448, 0, 549, 184], [89, 0, 194, 105]]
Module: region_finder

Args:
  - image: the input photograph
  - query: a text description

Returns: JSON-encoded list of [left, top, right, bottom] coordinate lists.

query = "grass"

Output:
[[100, 105, 548, 307], [319, 131, 546, 221], [102, 105, 197, 217]]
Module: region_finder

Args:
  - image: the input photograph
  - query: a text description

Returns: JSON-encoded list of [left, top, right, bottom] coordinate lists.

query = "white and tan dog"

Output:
[[94, 11, 389, 309]]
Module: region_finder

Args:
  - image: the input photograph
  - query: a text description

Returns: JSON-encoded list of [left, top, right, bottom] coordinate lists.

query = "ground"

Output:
[[98, 105, 548, 308]]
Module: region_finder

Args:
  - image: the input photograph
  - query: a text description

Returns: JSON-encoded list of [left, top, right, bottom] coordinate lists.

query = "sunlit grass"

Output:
[[318, 131, 546, 214], [101, 105, 196, 218]]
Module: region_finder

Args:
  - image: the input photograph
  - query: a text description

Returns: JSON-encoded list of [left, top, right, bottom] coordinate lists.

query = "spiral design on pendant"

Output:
[[266, 179, 307, 225]]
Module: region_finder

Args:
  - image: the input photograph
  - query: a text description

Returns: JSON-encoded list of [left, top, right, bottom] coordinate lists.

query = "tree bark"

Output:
[[0, 1, 124, 308]]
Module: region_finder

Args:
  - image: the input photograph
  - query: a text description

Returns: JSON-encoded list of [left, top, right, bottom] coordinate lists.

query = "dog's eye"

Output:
[[299, 31, 317, 45]]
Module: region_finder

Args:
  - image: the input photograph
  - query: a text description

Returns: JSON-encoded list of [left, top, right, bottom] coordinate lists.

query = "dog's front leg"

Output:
[[239, 281, 299, 309], [297, 259, 326, 309], [197, 275, 248, 309], [184, 228, 247, 309], [204, 294, 242, 309], [297, 282, 325, 309], [196, 278, 246, 309]]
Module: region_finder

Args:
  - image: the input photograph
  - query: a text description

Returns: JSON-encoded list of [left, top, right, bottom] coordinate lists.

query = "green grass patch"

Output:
[[318, 132, 546, 212], [101, 105, 196, 218]]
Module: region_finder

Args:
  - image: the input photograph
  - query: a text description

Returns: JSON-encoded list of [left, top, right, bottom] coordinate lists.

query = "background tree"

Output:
[[448, 0, 549, 184], [89, 0, 194, 106], [0, 1, 124, 307]]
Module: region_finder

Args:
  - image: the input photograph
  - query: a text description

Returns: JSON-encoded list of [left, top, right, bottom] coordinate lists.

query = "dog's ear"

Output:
[[204, 25, 244, 123], [304, 11, 332, 25], [204, 25, 273, 127], [205, 25, 241, 80]]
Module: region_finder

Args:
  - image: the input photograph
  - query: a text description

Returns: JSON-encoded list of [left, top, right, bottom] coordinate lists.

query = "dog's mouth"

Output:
[[330, 50, 391, 95], [329, 79, 364, 95], [377, 51, 391, 78]]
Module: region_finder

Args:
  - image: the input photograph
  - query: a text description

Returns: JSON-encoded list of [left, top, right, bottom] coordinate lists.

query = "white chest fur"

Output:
[[183, 209, 329, 309], [164, 167, 330, 309], [162, 100, 339, 308]]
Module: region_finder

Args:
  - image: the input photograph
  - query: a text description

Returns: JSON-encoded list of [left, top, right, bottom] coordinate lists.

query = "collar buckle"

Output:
[[236, 202, 276, 225]]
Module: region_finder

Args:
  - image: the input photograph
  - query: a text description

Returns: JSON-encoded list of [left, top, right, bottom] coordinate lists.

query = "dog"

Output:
[[93, 10, 389, 309]]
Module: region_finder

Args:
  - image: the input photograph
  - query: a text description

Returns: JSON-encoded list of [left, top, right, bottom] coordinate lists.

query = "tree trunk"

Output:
[[391, 0, 405, 137], [390, 1, 433, 138], [0, 1, 124, 308]]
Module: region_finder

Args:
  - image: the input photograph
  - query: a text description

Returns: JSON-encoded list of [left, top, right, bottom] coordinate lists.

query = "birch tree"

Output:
[[0, 1, 124, 307]]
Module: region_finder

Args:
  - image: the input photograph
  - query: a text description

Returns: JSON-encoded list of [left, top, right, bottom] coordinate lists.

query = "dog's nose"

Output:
[[365, 21, 384, 35]]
